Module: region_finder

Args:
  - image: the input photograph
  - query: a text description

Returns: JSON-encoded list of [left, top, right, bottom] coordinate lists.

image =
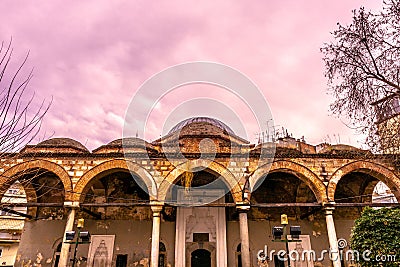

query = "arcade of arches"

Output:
[[0, 118, 400, 267]]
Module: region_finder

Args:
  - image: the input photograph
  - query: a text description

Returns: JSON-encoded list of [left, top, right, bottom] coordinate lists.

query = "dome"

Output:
[[37, 138, 89, 152], [318, 144, 371, 156], [107, 137, 148, 147], [168, 117, 235, 135], [319, 144, 362, 153], [92, 137, 157, 154]]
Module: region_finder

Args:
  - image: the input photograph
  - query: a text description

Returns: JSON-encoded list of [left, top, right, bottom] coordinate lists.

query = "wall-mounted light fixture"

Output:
[[64, 218, 91, 267], [290, 226, 301, 239], [272, 214, 302, 267], [272, 226, 284, 240]]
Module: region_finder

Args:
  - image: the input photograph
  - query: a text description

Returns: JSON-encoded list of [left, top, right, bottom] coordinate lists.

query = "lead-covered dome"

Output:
[[36, 138, 89, 152], [168, 117, 235, 135], [21, 137, 89, 154], [106, 137, 148, 147], [93, 137, 157, 154]]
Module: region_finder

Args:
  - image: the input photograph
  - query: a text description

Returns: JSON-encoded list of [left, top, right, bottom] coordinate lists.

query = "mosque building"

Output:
[[0, 117, 399, 267]]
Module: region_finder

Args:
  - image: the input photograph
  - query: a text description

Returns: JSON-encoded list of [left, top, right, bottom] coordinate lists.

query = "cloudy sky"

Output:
[[0, 0, 383, 150]]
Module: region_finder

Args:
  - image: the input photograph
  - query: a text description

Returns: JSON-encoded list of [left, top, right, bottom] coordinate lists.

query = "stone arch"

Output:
[[0, 159, 72, 201], [328, 160, 400, 202], [250, 160, 327, 203], [73, 159, 157, 202], [158, 159, 241, 203]]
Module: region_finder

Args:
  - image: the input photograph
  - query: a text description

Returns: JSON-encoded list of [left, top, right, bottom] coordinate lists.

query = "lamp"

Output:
[[272, 226, 284, 239], [272, 215, 303, 267], [290, 226, 301, 239], [65, 231, 75, 241], [64, 218, 91, 267], [79, 231, 91, 242]]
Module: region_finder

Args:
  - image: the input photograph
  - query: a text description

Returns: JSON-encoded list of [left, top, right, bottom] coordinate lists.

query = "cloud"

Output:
[[0, 0, 383, 150]]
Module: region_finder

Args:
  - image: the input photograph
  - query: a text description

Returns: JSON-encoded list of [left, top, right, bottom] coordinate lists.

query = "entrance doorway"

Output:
[[175, 188, 227, 266], [116, 254, 127, 267], [191, 249, 211, 267]]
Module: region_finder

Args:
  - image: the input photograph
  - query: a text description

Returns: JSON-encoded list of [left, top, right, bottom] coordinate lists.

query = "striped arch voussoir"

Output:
[[0, 159, 72, 201], [158, 159, 241, 203], [250, 160, 327, 203], [73, 159, 156, 202], [328, 161, 400, 202]]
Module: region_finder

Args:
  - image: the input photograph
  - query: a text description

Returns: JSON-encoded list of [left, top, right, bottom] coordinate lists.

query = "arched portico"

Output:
[[158, 159, 241, 203], [73, 159, 157, 202], [328, 161, 400, 202], [250, 160, 327, 203], [0, 159, 72, 201]]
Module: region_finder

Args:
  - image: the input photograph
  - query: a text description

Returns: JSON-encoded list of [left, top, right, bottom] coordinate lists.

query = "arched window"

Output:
[[159, 242, 166, 267], [236, 243, 242, 267]]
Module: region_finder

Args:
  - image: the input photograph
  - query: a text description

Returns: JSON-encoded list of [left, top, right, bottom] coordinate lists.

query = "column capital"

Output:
[[63, 201, 80, 208], [150, 201, 164, 216], [323, 202, 336, 214], [236, 203, 251, 212], [150, 200, 164, 206]]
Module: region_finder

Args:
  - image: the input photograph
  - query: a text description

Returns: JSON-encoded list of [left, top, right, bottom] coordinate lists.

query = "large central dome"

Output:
[[168, 117, 235, 135]]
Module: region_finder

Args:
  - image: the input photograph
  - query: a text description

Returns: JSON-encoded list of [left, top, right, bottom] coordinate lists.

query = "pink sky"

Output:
[[0, 0, 383, 150]]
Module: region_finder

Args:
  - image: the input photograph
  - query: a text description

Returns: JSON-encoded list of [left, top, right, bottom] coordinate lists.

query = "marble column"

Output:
[[59, 202, 79, 267], [325, 206, 341, 267], [150, 204, 163, 267], [237, 205, 251, 267]]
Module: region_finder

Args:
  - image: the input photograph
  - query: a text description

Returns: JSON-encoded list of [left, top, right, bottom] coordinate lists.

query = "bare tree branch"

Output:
[[0, 38, 53, 217], [321, 1, 400, 154]]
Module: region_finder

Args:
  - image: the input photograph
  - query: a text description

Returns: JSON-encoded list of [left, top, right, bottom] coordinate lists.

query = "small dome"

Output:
[[319, 144, 362, 153], [107, 137, 148, 147], [37, 138, 89, 152], [93, 137, 157, 154], [318, 144, 371, 156], [168, 117, 235, 135]]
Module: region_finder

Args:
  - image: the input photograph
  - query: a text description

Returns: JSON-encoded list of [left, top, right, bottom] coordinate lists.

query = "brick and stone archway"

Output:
[[0, 159, 72, 201], [158, 159, 242, 203], [328, 160, 400, 202], [250, 160, 327, 203], [73, 159, 157, 202]]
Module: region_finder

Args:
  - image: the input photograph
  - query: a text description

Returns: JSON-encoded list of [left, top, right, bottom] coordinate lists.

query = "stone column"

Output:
[[325, 206, 341, 267], [59, 202, 79, 267], [237, 205, 251, 267], [150, 203, 163, 267]]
